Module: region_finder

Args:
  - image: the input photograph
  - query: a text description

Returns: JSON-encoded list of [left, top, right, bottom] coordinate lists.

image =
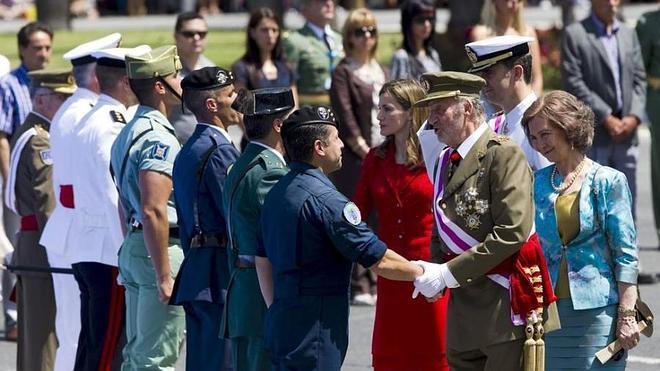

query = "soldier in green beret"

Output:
[[282, 0, 343, 106], [636, 6, 660, 248], [110, 45, 186, 370], [7, 68, 74, 371]]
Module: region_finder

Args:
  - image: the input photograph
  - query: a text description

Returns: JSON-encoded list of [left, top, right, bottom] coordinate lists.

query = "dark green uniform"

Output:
[[282, 23, 342, 105], [636, 9, 660, 240], [222, 142, 288, 371]]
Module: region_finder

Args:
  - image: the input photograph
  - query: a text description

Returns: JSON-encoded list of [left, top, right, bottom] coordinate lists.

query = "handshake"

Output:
[[411, 260, 448, 299]]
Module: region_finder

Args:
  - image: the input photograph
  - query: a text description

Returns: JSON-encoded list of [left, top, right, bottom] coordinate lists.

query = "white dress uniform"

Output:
[[73, 94, 132, 265], [38, 33, 121, 371], [487, 92, 551, 171]]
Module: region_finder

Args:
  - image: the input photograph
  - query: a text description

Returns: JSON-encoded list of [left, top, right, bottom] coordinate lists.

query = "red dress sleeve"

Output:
[[352, 149, 376, 218]]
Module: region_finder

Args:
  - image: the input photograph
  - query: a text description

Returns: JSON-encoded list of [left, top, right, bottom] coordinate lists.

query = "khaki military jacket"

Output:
[[432, 127, 534, 351], [7, 112, 55, 276]]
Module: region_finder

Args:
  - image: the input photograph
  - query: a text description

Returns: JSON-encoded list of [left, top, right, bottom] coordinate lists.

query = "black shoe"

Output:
[[638, 273, 659, 284]]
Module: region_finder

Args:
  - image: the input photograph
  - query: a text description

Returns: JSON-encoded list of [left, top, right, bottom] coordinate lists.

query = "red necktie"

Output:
[[450, 150, 462, 166]]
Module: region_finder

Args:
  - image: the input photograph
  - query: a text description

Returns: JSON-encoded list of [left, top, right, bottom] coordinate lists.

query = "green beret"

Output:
[[414, 71, 486, 107], [126, 45, 182, 79], [28, 68, 77, 94]]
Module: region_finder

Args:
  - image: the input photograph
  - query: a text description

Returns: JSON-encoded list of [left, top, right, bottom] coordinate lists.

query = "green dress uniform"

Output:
[[282, 23, 342, 105], [636, 9, 660, 241], [110, 45, 186, 370], [222, 142, 288, 371], [5, 69, 76, 371]]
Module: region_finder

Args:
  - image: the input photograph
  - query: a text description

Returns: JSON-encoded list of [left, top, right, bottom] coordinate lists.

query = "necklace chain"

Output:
[[551, 157, 587, 193]]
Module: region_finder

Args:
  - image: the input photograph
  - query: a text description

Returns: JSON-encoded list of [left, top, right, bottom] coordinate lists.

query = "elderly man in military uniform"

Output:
[[39, 32, 122, 371], [110, 45, 185, 370], [169, 66, 240, 371], [4, 69, 75, 371], [259, 105, 427, 370], [282, 0, 342, 106], [221, 87, 294, 371], [411, 72, 556, 370], [70, 45, 149, 371], [465, 35, 551, 171]]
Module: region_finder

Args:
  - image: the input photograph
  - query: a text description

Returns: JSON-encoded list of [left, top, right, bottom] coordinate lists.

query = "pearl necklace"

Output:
[[550, 157, 587, 193]]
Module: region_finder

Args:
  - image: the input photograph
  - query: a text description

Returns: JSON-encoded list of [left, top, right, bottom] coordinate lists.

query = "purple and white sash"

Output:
[[432, 148, 511, 290]]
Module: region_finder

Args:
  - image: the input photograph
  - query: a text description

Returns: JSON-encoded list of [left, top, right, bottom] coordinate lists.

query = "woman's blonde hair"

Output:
[[342, 8, 378, 60], [480, 0, 527, 35], [375, 79, 428, 168]]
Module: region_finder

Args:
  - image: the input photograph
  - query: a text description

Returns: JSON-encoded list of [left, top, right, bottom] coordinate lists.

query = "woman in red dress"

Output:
[[353, 79, 449, 371]]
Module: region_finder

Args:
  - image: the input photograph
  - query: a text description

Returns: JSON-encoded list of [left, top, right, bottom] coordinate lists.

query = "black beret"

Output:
[[282, 105, 337, 134], [232, 87, 295, 116], [181, 66, 234, 91]]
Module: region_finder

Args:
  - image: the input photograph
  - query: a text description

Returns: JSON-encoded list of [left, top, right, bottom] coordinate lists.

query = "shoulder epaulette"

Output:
[[110, 110, 126, 124]]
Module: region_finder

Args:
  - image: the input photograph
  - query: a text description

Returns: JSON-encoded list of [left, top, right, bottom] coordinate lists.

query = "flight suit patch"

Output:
[[110, 110, 126, 124], [151, 142, 170, 160], [39, 150, 53, 165], [343, 202, 362, 225]]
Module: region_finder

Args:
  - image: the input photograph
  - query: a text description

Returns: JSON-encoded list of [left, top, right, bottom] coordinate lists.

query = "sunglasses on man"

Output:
[[179, 30, 208, 39], [353, 26, 377, 38]]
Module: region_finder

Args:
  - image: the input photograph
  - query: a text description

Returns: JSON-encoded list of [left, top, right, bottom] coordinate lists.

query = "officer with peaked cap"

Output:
[[110, 45, 185, 370], [69, 45, 149, 371], [5, 68, 74, 371], [463, 35, 550, 171], [411, 71, 557, 371], [221, 87, 294, 371], [259, 105, 425, 370], [38, 32, 121, 371], [170, 66, 240, 371]]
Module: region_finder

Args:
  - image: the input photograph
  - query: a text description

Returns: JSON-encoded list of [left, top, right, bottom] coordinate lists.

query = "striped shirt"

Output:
[[0, 64, 32, 136]]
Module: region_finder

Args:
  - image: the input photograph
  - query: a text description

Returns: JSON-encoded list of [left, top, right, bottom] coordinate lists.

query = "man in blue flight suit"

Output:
[[170, 66, 241, 371], [222, 87, 295, 371], [258, 105, 426, 371]]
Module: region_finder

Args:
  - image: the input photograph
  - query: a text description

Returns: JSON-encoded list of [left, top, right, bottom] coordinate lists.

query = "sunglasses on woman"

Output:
[[179, 30, 208, 39], [412, 16, 435, 25], [353, 26, 377, 38]]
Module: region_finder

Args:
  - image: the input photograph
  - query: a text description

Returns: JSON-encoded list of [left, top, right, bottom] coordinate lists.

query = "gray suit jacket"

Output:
[[561, 15, 647, 146]]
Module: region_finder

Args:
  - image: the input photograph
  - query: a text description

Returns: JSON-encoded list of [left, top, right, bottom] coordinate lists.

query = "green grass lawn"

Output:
[[1, 28, 561, 89], [0, 29, 402, 70]]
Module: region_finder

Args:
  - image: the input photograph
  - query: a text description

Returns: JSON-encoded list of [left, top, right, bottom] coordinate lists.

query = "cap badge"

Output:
[[216, 70, 228, 84], [421, 79, 430, 94], [465, 47, 478, 64], [317, 106, 330, 120]]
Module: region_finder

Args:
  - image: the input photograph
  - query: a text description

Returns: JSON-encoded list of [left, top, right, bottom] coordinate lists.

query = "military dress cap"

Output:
[[181, 66, 234, 91], [414, 71, 486, 107], [63, 33, 122, 66], [465, 35, 535, 73], [281, 105, 337, 133], [126, 45, 182, 79], [28, 68, 77, 94], [91, 45, 151, 68], [234, 87, 295, 116]]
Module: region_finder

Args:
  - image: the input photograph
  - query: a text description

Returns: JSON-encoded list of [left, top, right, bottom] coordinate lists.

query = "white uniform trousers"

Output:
[[46, 249, 81, 371]]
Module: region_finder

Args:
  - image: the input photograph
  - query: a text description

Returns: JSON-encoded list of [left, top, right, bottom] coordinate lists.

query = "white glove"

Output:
[[412, 260, 446, 299]]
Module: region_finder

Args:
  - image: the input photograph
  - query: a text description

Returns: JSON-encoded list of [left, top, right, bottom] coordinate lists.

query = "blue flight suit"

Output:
[[259, 161, 387, 371], [170, 124, 239, 371]]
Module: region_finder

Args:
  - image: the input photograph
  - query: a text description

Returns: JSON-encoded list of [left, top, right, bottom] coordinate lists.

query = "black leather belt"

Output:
[[190, 233, 227, 248], [129, 219, 179, 239]]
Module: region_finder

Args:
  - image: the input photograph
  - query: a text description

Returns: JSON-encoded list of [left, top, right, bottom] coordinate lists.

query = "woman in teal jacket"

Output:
[[522, 91, 640, 370]]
